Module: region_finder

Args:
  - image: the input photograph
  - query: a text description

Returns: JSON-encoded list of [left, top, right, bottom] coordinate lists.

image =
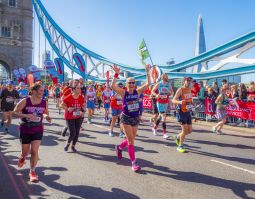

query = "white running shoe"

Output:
[[108, 131, 114, 137], [152, 128, 158, 136], [212, 126, 216, 133], [163, 134, 169, 139]]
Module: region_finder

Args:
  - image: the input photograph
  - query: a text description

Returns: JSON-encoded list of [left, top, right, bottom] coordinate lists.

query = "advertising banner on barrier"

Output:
[[142, 96, 153, 109], [29, 65, 41, 81], [205, 98, 255, 121]]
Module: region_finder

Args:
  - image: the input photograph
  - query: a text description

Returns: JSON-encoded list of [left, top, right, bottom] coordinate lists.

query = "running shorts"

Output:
[[103, 103, 110, 109], [20, 132, 43, 144], [176, 111, 192, 125], [87, 101, 95, 109], [120, 113, 139, 127], [112, 108, 122, 116], [156, 102, 168, 113]]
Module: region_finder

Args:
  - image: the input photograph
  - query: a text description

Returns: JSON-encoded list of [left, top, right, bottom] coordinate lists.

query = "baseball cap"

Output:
[[8, 80, 14, 85]]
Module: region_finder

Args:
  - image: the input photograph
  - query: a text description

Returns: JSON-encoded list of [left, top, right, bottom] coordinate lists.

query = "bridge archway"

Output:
[[0, 61, 11, 81]]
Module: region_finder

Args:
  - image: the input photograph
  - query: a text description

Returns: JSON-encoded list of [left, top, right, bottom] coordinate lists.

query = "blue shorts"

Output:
[[156, 102, 168, 113], [87, 101, 95, 109], [176, 111, 192, 125], [104, 103, 110, 109], [112, 108, 122, 116]]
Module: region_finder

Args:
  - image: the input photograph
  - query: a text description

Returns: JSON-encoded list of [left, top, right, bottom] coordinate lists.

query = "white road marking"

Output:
[[211, 159, 255, 175]]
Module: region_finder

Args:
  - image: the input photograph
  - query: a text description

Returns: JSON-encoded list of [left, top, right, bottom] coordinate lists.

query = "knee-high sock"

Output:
[[162, 122, 167, 134], [119, 139, 128, 150], [154, 118, 161, 129], [128, 144, 136, 162]]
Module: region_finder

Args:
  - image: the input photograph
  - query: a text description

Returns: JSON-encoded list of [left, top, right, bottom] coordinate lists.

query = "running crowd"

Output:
[[0, 66, 255, 182]]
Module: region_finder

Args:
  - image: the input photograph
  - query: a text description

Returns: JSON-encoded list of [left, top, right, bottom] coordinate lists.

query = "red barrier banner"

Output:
[[205, 98, 255, 121], [142, 96, 153, 109], [205, 99, 216, 115]]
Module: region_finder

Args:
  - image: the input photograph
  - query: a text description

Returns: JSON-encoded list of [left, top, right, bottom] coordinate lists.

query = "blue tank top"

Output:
[[122, 90, 139, 117]]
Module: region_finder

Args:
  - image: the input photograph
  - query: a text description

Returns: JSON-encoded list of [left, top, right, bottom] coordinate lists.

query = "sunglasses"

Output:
[[128, 82, 135, 85]]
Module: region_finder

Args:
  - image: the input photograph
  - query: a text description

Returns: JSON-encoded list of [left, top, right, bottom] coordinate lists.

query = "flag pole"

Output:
[[144, 39, 154, 66]]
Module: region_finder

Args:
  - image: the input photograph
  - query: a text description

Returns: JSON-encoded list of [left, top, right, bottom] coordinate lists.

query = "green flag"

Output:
[[138, 39, 150, 64]]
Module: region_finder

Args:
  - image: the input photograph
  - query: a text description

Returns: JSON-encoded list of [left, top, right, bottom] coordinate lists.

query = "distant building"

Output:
[[0, 0, 33, 80]]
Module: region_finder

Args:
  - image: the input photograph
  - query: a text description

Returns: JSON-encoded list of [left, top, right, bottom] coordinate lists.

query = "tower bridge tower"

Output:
[[0, 0, 33, 80]]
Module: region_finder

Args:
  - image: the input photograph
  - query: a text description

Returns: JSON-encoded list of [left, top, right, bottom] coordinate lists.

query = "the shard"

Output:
[[193, 14, 207, 73]]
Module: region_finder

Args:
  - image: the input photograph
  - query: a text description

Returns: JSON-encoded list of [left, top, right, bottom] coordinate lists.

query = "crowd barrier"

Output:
[[142, 96, 255, 128]]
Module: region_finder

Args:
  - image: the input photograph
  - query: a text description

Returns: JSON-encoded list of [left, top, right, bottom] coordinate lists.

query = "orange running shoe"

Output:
[[17, 156, 25, 168], [29, 171, 38, 182]]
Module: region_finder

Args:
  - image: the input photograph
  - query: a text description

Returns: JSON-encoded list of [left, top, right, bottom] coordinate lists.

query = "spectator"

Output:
[[212, 81, 220, 95], [207, 87, 217, 112], [191, 80, 200, 97], [247, 81, 255, 101], [228, 85, 239, 99], [238, 83, 247, 100], [198, 81, 205, 103]]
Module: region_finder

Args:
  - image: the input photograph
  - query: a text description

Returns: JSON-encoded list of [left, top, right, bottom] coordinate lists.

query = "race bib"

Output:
[[30, 116, 41, 122], [160, 95, 167, 99], [6, 97, 14, 103], [117, 100, 122, 105], [88, 97, 94, 101], [73, 111, 81, 117], [105, 100, 110, 103], [186, 104, 194, 110], [127, 102, 139, 112]]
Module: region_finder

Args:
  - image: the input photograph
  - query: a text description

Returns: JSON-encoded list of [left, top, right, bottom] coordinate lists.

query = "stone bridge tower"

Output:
[[0, 0, 33, 80]]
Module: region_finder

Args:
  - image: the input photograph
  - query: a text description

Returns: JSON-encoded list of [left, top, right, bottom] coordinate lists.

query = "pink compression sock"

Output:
[[119, 139, 128, 150], [128, 144, 136, 162]]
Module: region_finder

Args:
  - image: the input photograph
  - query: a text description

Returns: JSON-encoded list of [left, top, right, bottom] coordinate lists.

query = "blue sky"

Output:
[[34, 0, 255, 82]]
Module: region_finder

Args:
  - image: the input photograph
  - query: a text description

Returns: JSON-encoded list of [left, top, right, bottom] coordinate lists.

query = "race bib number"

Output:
[[73, 111, 81, 116], [105, 100, 110, 103], [88, 97, 94, 101], [30, 116, 41, 122], [160, 95, 167, 99], [127, 103, 139, 112], [117, 100, 122, 105], [6, 97, 14, 103], [186, 104, 194, 110]]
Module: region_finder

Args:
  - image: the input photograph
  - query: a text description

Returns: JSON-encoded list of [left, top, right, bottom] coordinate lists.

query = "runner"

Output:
[[172, 77, 193, 153], [112, 64, 150, 172], [96, 85, 103, 113], [151, 74, 173, 139], [86, 84, 96, 124], [212, 87, 229, 135], [54, 84, 61, 108], [0, 81, 19, 133], [18, 82, 29, 99], [13, 83, 51, 182], [138, 93, 144, 123], [109, 82, 124, 137], [43, 85, 49, 101], [61, 84, 85, 152], [102, 85, 112, 122]]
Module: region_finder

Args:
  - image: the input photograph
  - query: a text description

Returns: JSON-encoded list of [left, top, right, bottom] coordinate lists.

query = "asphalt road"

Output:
[[0, 100, 255, 199]]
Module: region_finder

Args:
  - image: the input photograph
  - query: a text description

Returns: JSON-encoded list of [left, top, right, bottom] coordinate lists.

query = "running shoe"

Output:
[[5, 128, 9, 133], [216, 130, 222, 135], [115, 145, 122, 160], [64, 144, 69, 152], [119, 131, 125, 138], [212, 126, 216, 133], [18, 156, 25, 168], [152, 128, 158, 136], [163, 134, 169, 139], [87, 118, 91, 124], [174, 135, 180, 146], [132, 161, 141, 172], [177, 145, 186, 153], [108, 131, 114, 137], [71, 146, 77, 153], [29, 171, 38, 182]]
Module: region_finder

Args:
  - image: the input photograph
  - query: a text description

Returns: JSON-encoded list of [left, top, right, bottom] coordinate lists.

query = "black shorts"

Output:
[[56, 94, 60, 98], [152, 99, 158, 114], [120, 114, 140, 127], [20, 132, 43, 144], [176, 111, 192, 125], [1, 104, 14, 112]]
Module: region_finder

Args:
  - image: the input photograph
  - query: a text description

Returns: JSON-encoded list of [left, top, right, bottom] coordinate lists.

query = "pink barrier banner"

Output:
[[205, 98, 255, 121]]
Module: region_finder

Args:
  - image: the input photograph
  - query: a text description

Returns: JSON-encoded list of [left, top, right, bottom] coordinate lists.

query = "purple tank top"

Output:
[[122, 90, 140, 117], [20, 97, 46, 134]]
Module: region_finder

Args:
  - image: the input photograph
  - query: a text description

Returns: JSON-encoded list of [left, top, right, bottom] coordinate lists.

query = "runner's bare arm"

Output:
[[13, 98, 29, 118], [137, 64, 151, 95], [172, 88, 183, 105], [111, 65, 125, 97], [215, 94, 222, 104], [151, 83, 159, 97], [43, 101, 52, 123]]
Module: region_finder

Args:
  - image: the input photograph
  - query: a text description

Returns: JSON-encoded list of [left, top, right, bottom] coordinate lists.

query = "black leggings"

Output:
[[66, 117, 84, 145]]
